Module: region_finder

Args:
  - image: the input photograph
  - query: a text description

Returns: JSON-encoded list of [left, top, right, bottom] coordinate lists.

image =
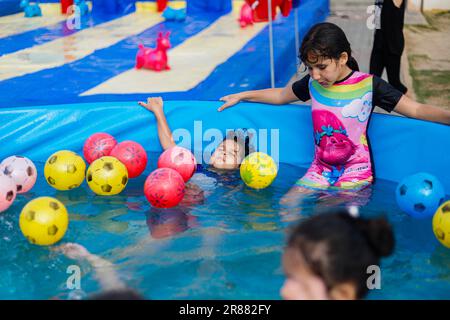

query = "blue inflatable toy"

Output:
[[75, 0, 89, 16], [20, 0, 42, 18], [396, 172, 446, 219], [162, 6, 186, 22]]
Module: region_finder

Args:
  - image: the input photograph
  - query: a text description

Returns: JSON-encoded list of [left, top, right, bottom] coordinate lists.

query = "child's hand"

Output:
[[138, 97, 164, 115], [54, 243, 91, 260], [218, 94, 241, 111]]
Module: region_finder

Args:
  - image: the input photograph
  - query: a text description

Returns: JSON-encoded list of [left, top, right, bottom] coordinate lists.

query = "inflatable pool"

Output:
[[1, 0, 450, 301]]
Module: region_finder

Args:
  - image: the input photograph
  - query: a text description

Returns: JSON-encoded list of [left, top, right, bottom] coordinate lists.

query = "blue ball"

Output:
[[395, 172, 446, 218]]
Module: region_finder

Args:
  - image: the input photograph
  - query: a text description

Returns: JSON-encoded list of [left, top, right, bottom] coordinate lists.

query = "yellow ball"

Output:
[[240, 152, 278, 189], [86, 156, 128, 196], [19, 197, 69, 246], [432, 200, 450, 248], [44, 150, 86, 191]]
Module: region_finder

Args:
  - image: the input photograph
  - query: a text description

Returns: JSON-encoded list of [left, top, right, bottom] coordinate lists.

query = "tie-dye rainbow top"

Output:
[[295, 71, 376, 190]]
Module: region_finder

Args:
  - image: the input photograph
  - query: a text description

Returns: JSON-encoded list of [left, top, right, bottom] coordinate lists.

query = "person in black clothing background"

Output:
[[370, 0, 408, 94]]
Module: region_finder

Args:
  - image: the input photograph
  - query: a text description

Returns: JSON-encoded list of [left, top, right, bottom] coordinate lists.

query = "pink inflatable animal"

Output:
[[238, 3, 254, 28], [135, 32, 171, 71]]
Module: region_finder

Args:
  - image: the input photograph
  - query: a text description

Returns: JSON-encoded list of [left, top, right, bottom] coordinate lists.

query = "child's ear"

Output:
[[339, 52, 349, 67]]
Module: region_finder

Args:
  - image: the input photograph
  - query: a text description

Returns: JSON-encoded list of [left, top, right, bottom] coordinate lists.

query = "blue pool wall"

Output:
[[0, 101, 449, 194]]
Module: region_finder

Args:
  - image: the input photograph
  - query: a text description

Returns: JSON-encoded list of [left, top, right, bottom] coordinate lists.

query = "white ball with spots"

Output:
[[1, 156, 37, 193], [0, 173, 17, 213]]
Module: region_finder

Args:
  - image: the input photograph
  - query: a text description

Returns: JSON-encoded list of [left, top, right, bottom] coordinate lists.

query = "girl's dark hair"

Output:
[[287, 209, 395, 299], [300, 22, 360, 71], [88, 288, 145, 300], [222, 130, 253, 157]]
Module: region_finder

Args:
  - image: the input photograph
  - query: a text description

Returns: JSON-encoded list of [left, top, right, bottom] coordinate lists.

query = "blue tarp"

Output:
[[0, 0, 21, 17], [0, 101, 449, 193]]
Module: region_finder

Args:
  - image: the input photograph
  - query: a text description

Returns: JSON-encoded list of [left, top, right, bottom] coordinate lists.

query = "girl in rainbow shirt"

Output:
[[218, 22, 449, 201]]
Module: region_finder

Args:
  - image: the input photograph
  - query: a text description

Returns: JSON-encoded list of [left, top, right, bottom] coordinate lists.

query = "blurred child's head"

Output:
[[281, 210, 394, 300], [210, 129, 254, 170], [88, 288, 145, 300], [300, 22, 359, 88]]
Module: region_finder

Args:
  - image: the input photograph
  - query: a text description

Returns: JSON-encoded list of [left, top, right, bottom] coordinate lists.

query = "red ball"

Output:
[[157, 146, 196, 182], [83, 133, 117, 164], [144, 168, 185, 208], [110, 141, 148, 178]]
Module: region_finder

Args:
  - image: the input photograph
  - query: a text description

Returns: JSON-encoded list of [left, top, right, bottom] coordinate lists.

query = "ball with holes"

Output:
[[83, 132, 117, 164], [19, 197, 69, 246], [0, 173, 17, 213], [86, 156, 128, 196], [44, 151, 86, 191], [432, 200, 450, 248], [396, 172, 445, 219], [1, 155, 37, 193]]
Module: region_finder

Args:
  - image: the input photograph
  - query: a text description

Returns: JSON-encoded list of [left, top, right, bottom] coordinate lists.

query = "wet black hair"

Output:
[[222, 130, 252, 157], [300, 22, 360, 71], [286, 209, 395, 299], [88, 288, 145, 300]]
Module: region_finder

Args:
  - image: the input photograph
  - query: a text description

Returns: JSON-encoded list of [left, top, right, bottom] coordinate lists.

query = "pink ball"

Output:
[[83, 133, 117, 164], [110, 141, 148, 178], [144, 168, 185, 208], [157, 146, 197, 182], [0, 173, 17, 213], [1, 156, 37, 193]]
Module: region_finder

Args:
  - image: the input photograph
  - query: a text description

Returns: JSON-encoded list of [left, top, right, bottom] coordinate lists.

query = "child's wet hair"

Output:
[[286, 209, 395, 299], [87, 288, 145, 300], [300, 22, 360, 71], [222, 129, 255, 157]]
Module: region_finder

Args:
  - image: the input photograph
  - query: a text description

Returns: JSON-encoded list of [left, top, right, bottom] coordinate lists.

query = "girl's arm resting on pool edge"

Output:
[[393, 95, 450, 125], [139, 97, 176, 150], [218, 84, 299, 111]]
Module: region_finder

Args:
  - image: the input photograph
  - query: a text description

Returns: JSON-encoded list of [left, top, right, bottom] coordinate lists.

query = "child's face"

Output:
[[305, 53, 348, 88], [210, 139, 245, 170], [281, 248, 329, 300]]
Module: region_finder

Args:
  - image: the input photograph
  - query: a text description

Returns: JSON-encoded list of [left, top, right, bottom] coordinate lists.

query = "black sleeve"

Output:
[[372, 76, 404, 112], [291, 75, 311, 102]]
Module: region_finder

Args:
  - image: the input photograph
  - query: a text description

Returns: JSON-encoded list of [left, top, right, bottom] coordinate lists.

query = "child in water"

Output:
[[218, 22, 450, 202], [281, 209, 395, 300], [138, 97, 255, 197]]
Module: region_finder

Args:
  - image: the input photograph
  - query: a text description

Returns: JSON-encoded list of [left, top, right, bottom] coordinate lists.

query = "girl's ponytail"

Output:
[[347, 56, 360, 72]]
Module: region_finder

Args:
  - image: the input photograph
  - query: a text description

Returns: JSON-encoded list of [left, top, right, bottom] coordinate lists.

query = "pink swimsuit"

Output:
[[296, 72, 374, 191]]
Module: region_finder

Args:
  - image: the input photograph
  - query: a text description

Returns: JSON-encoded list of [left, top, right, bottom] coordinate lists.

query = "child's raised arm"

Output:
[[138, 97, 176, 150], [393, 95, 450, 125], [218, 83, 299, 112]]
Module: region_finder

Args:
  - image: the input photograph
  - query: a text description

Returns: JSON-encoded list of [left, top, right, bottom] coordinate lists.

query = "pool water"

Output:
[[0, 153, 449, 300]]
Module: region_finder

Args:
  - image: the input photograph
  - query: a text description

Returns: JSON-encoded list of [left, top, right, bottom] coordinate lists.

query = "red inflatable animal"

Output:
[[238, 2, 254, 28], [135, 32, 171, 72], [157, 0, 168, 12], [245, 0, 292, 22]]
